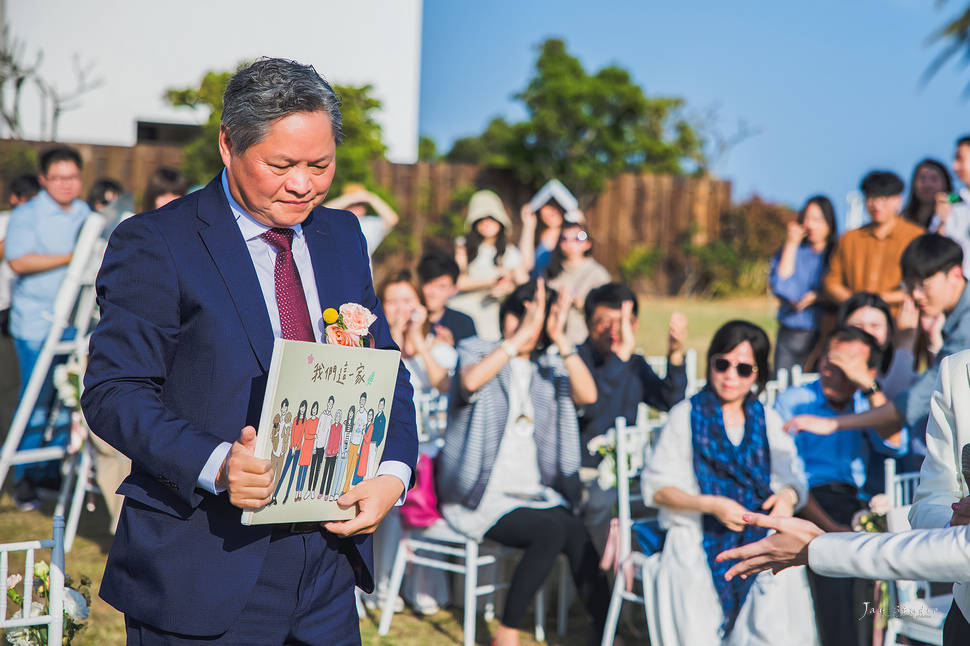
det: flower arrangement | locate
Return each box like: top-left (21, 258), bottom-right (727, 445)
top-left (4, 561), bottom-right (91, 645)
top-left (587, 429), bottom-right (618, 490)
top-left (323, 303), bottom-right (377, 347)
top-left (51, 353), bottom-right (88, 454)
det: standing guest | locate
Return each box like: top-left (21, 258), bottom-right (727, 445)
top-left (416, 250), bottom-right (477, 346)
top-left (902, 158), bottom-right (953, 228)
top-left (518, 179), bottom-right (583, 280)
top-left (87, 178), bottom-right (124, 212)
top-left (142, 166), bottom-right (189, 212)
top-left (930, 136), bottom-right (970, 275)
top-left (786, 234), bottom-right (970, 471)
top-left (824, 171), bottom-right (924, 315)
top-left (80, 58), bottom-right (417, 644)
top-left (770, 195), bottom-right (838, 376)
top-left (576, 282), bottom-right (688, 552)
top-left (0, 175), bottom-right (39, 442)
top-left (451, 190), bottom-right (527, 341)
top-left (318, 408), bottom-right (342, 501)
top-left (7, 146), bottom-right (90, 511)
top-left (438, 280), bottom-right (610, 646)
top-left (641, 320), bottom-right (815, 646)
top-left (324, 183), bottom-right (399, 259)
top-left (544, 221), bottom-right (611, 347)
top-left (294, 400), bottom-right (319, 503)
top-left (307, 395), bottom-right (334, 495)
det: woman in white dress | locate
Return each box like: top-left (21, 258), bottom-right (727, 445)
top-left (641, 320), bottom-right (818, 646)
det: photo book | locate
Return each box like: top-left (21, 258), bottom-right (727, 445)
top-left (241, 337), bottom-right (401, 525)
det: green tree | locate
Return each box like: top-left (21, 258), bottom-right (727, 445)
top-left (445, 39), bottom-right (706, 197)
top-left (165, 68), bottom-right (388, 191)
top-left (927, 1), bottom-right (970, 91)
top-left (418, 135), bottom-right (438, 162)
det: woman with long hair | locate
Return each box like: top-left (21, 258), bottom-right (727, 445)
top-left (769, 195), bottom-right (838, 376)
top-left (642, 321), bottom-right (815, 645)
top-left (902, 158), bottom-right (952, 228)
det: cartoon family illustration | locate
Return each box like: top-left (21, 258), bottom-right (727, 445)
top-left (268, 391), bottom-right (387, 506)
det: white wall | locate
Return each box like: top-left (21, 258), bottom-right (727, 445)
top-left (6, 0), bottom-right (422, 162)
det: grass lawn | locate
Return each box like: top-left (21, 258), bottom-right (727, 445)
top-left (1, 295), bottom-right (775, 645)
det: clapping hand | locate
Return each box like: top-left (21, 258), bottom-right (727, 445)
top-left (668, 311), bottom-right (687, 363)
top-left (614, 300), bottom-right (638, 362)
top-left (546, 287), bottom-right (571, 349)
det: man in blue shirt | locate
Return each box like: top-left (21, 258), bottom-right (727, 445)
top-left (576, 282), bottom-right (688, 552)
top-left (5, 146), bottom-right (90, 510)
top-left (786, 234), bottom-right (970, 472)
top-left (775, 325), bottom-right (906, 646)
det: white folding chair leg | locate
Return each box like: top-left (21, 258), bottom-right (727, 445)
top-left (601, 571), bottom-right (626, 646)
top-left (557, 559), bottom-right (571, 634)
top-left (463, 540), bottom-right (478, 646)
top-left (534, 584), bottom-right (546, 642)
top-left (378, 539), bottom-right (410, 636)
top-left (62, 446), bottom-right (93, 553)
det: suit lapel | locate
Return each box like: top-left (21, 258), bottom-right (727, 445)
top-left (196, 180), bottom-right (275, 371)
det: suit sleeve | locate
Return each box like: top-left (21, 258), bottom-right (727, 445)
top-left (80, 216), bottom-right (223, 511)
top-left (909, 353), bottom-right (965, 530)
top-left (809, 525), bottom-right (970, 582)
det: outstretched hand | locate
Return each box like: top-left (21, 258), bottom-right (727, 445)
top-left (323, 474), bottom-right (405, 537)
top-left (223, 426), bottom-right (275, 510)
top-left (715, 513), bottom-right (825, 580)
top-left (783, 415), bottom-right (838, 436)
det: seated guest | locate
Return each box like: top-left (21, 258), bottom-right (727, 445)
top-left (769, 195), bottom-right (837, 376)
top-left (437, 280), bottom-right (609, 646)
top-left (774, 326), bottom-right (906, 646)
top-left (381, 270), bottom-right (456, 395)
top-left (786, 234), bottom-right (970, 472)
top-left (142, 166), bottom-right (188, 212)
top-left (642, 320), bottom-right (815, 646)
top-left (544, 221), bottom-right (612, 347)
top-left (837, 292), bottom-right (923, 400)
top-left (577, 282), bottom-right (688, 552)
top-left (416, 250), bottom-right (477, 346)
top-left (824, 170), bottom-right (924, 315)
top-left (87, 177), bottom-right (124, 212)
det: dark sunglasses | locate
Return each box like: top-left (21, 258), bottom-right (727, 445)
top-left (711, 357), bottom-right (758, 378)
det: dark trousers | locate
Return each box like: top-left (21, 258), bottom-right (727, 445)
top-left (944, 599), bottom-right (970, 646)
top-left (320, 455), bottom-right (338, 497)
top-left (484, 506), bottom-right (610, 639)
top-left (308, 448), bottom-right (325, 491)
top-left (806, 484), bottom-right (866, 646)
top-left (774, 325), bottom-right (817, 378)
top-left (125, 529), bottom-right (359, 644)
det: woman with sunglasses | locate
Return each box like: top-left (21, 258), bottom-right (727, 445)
top-left (545, 221), bottom-right (611, 346)
top-left (641, 320), bottom-right (816, 645)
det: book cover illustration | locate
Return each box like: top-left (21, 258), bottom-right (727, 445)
top-left (241, 337), bottom-right (401, 525)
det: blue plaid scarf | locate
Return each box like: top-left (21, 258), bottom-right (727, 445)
top-left (690, 386), bottom-right (773, 637)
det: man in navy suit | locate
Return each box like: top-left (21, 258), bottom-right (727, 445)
top-left (80, 58), bottom-right (417, 644)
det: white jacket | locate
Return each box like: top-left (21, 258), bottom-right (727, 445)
top-left (871, 349), bottom-right (970, 619)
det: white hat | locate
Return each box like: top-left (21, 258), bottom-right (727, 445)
top-left (465, 189), bottom-right (513, 232)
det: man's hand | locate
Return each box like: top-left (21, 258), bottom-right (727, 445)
top-left (716, 513), bottom-right (825, 579)
top-left (546, 288), bottom-right (571, 349)
top-left (784, 415), bottom-right (838, 436)
top-left (323, 474), bottom-right (405, 537)
top-left (827, 347), bottom-right (874, 391)
top-left (614, 300), bottom-right (637, 362)
top-left (223, 426), bottom-right (274, 510)
top-left (950, 496), bottom-right (970, 527)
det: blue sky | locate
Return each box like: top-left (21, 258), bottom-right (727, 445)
top-left (419, 0), bottom-right (970, 224)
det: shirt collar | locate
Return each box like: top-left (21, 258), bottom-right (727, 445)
top-left (221, 170), bottom-right (303, 242)
top-left (37, 190), bottom-right (88, 218)
top-left (945, 280), bottom-right (970, 336)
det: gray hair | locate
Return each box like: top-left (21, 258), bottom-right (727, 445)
top-left (221, 57), bottom-right (343, 155)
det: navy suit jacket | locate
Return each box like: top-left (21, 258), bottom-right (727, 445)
top-left (80, 177), bottom-right (418, 635)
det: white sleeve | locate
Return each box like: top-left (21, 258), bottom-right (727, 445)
top-left (641, 401), bottom-right (696, 504)
top-left (809, 525), bottom-right (970, 581)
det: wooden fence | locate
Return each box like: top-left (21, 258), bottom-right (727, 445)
top-left (0, 140), bottom-right (731, 294)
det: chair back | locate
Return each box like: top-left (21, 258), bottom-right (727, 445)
top-left (0, 516), bottom-right (65, 646)
top-left (790, 365), bottom-right (819, 388)
top-left (643, 348), bottom-right (700, 396)
top-left (883, 458), bottom-right (921, 533)
top-left (614, 403), bottom-right (662, 561)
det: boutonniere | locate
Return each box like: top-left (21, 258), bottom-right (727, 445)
top-left (323, 303), bottom-right (377, 347)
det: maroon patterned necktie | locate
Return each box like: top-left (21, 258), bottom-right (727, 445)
top-left (260, 227), bottom-right (315, 342)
